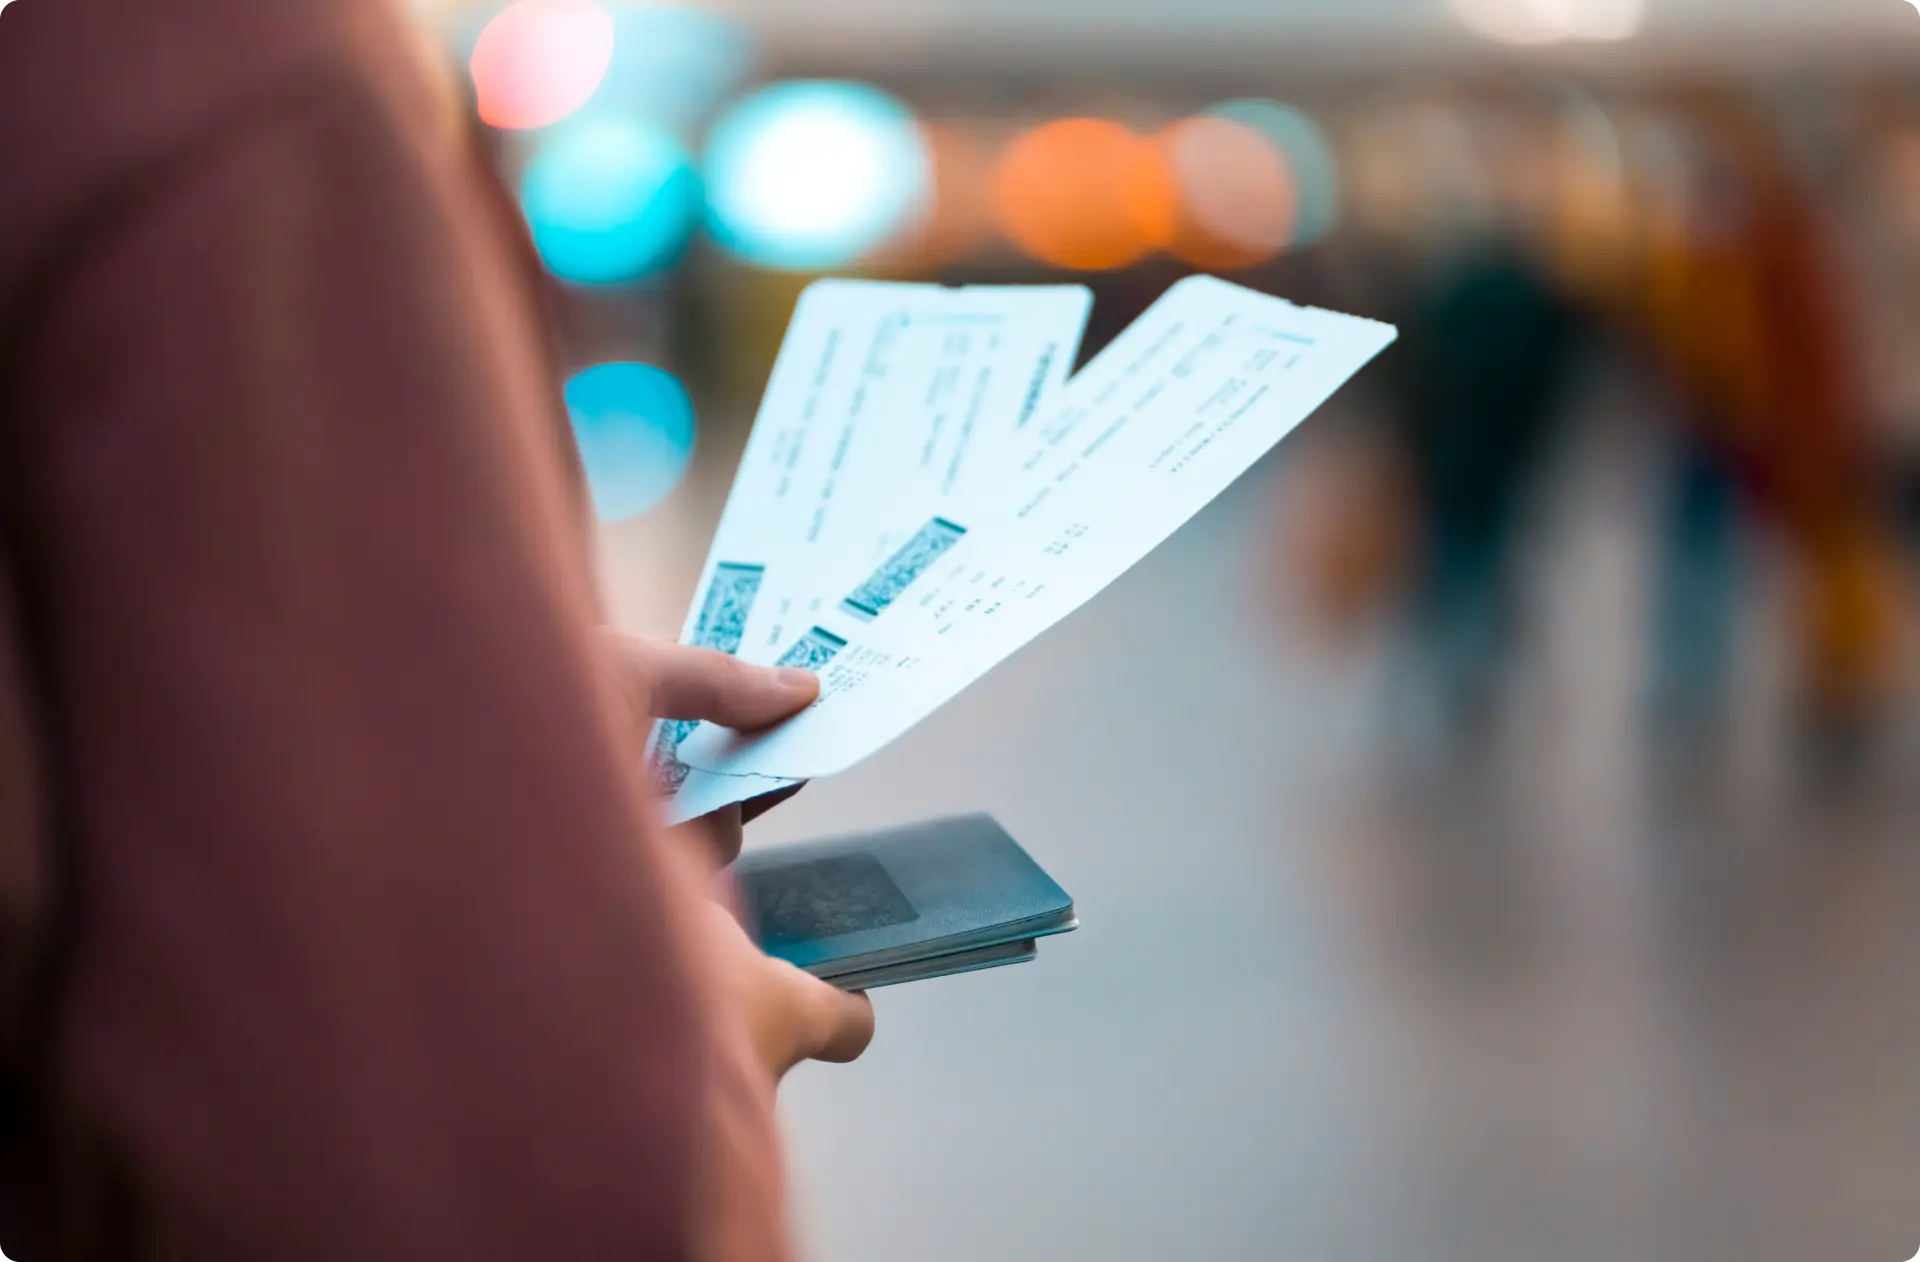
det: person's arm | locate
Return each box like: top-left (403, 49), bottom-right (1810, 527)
top-left (9, 50), bottom-right (833, 1259)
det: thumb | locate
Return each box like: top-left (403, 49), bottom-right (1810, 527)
top-left (619, 637), bottom-right (820, 730)
top-left (797, 980), bottom-right (876, 1066)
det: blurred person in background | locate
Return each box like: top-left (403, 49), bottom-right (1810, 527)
top-left (1620, 94), bottom-right (1906, 773)
top-left (1306, 88), bottom-right (1909, 777)
top-left (0, 0), bottom-right (871, 1258)
top-left (1534, 102), bottom-right (1749, 760)
top-left (1343, 98), bottom-right (1589, 759)
top-left (1574, 110), bottom-right (1752, 760)
top-left (1833, 93), bottom-right (1920, 580)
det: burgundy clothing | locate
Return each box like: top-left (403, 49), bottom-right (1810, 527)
top-left (0, 0), bottom-right (787, 1257)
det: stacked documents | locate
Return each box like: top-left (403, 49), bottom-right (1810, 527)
top-left (653, 275), bottom-right (1396, 824)
top-left (731, 814), bottom-right (1079, 991)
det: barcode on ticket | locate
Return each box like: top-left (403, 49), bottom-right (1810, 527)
top-left (839, 517), bottom-right (967, 622)
top-left (774, 625), bottom-right (850, 672)
top-left (653, 561), bottom-right (768, 786)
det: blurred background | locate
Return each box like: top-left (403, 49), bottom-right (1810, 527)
top-left (416, 1), bottom-right (1920, 1257)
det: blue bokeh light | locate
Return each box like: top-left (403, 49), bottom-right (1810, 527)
top-left (520, 116), bottom-right (701, 285)
top-left (704, 80), bottom-right (930, 270)
top-left (565, 363), bottom-right (698, 521)
top-left (596, 2), bottom-right (755, 134)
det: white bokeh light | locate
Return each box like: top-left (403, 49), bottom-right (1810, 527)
top-left (704, 82), bottom-right (931, 270)
top-left (1552, 0), bottom-right (1644, 39)
top-left (1448, 0), bottom-right (1645, 43)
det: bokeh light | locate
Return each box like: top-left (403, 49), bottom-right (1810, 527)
top-left (1553, 0), bottom-right (1644, 39)
top-left (1448, 0), bottom-right (1645, 44)
top-left (565, 363), bottom-right (697, 521)
top-left (876, 123), bottom-right (994, 268)
top-left (1448, 0), bottom-right (1562, 44)
top-left (1156, 115), bottom-right (1296, 270)
top-left (470, 0), bottom-right (615, 131)
top-left (520, 116), bottom-right (701, 284)
top-left (704, 81), bottom-right (931, 270)
top-left (1206, 99), bottom-right (1341, 245)
top-left (990, 118), bottom-right (1177, 272)
top-left (594, 3), bottom-right (755, 135)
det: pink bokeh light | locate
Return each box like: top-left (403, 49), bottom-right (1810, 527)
top-left (470, 0), bottom-right (616, 132)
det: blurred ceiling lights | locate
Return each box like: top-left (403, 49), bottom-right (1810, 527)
top-left (519, 115), bottom-right (702, 284)
top-left (990, 118), bottom-right (1177, 271)
top-left (469, 0), bottom-right (615, 130)
top-left (1208, 99), bottom-right (1339, 246)
top-left (704, 81), bottom-right (931, 270)
top-left (591, 3), bottom-right (755, 135)
top-left (877, 124), bottom-right (995, 268)
top-left (1158, 115), bottom-right (1297, 269)
top-left (988, 106), bottom-right (1334, 272)
top-left (1448, 0), bottom-right (1644, 44)
top-left (465, 1), bottom-right (752, 133)
top-left (462, 0), bottom-right (1343, 282)
top-left (565, 362), bottom-right (699, 521)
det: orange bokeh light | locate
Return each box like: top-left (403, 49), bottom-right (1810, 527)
top-left (470, 0), bottom-right (615, 132)
top-left (1156, 115), bottom-right (1297, 271)
top-left (990, 118), bottom-right (1177, 271)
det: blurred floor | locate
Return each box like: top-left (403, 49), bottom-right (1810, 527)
top-left (606, 425), bottom-right (1920, 1262)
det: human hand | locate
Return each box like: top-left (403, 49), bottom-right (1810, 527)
top-left (671, 783), bottom-right (809, 875)
top-left (602, 631), bottom-right (815, 866)
top-left (605, 634), bottom-right (870, 1076)
top-left (694, 894), bottom-right (876, 1081)
top-left (603, 631), bottom-right (818, 734)
top-left (669, 803), bottom-right (875, 1082)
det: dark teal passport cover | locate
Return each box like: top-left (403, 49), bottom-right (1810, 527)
top-left (732, 814), bottom-right (1077, 981)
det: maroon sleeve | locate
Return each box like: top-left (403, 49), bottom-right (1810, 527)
top-left (6, 48), bottom-right (787, 1262)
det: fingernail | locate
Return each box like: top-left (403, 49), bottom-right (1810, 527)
top-left (776, 668), bottom-right (817, 690)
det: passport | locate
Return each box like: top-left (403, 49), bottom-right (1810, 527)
top-left (732, 814), bottom-right (1078, 990)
